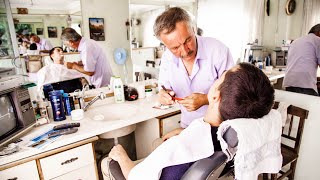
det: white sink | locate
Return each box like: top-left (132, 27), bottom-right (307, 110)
top-left (86, 103), bottom-right (138, 139)
top-left (86, 103), bottom-right (138, 121)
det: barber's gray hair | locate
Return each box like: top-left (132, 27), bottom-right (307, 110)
top-left (308, 24), bottom-right (320, 34)
top-left (153, 7), bottom-right (193, 39)
top-left (61, 28), bottom-right (82, 42)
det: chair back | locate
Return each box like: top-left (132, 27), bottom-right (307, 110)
top-left (181, 127), bottom-right (238, 180)
top-left (273, 102), bottom-right (309, 154)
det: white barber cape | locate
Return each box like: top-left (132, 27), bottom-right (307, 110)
top-left (37, 64), bottom-right (89, 94)
top-left (217, 109), bottom-right (283, 180)
top-left (128, 118), bottom-right (215, 180)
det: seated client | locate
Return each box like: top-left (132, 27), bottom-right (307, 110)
top-left (37, 46), bottom-right (89, 94)
top-left (105, 63), bottom-right (275, 179)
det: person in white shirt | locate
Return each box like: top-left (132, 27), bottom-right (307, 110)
top-left (61, 28), bottom-right (113, 88)
top-left (30, 34), bottom-right (53, 53)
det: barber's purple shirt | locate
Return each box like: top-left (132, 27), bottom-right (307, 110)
top-left (159, 36), bottom-right (234, 128)
top-left (283, 33), bottom-right (320, 92)
top-left (78, 38), bottom-right (113, 88)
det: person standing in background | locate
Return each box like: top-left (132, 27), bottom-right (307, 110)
top-left (61, 28), bottom-right (113, 88)
top-left (156, 7), bottom-right (234, 140)
top-left (30, 34), bottom-right (53, 53)
top-left (283, 24), bottom-right (320, 96)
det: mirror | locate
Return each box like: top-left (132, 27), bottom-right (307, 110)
top-left (9, 0), bottom-right (82, 48)
top-left (129, 0), bottom-right (197, 82)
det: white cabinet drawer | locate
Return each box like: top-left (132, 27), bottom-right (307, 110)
top-left (0, 160), bottom-right (39, 180)
top-left (52, 163), bottom-right (97, 180)
top-left (40, 143), bottom-right (94, 180)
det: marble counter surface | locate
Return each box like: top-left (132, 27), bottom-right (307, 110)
top-left (0, 95), bottom-right (180, 167)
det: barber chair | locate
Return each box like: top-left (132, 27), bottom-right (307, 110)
top-left (181, 127), bottom-right (237, 180)
top-left (103, 127), bottom-right (238, 180)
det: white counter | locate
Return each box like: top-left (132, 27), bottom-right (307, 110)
top-left (263, 68), bottom-right (285, 81)
top-left (0, 95), bottom-right (180, 167)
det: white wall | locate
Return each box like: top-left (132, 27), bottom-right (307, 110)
top-left (81, 0), bottom-right (133, 83)
top-left (263, 0), bottom-right (304, 51)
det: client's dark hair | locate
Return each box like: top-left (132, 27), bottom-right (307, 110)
top-left (29, 43), bottom-right (37, 50)
top-left (49, 47), bottom-right (63, 60)
top-left (218, 63), bottom-right (274, 120)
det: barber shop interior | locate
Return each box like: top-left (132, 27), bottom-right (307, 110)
top-left (0, 0), bottom-right (319, 179)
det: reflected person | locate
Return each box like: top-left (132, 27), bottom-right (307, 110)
top-left (61, 28), bottom-right (113, 88)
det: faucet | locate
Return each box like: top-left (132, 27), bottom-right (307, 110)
top-left (83, 92), bottom-right (106, 111)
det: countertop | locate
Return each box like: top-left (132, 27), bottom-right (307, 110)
top-left (0, 95), bottom-right (180, 167)
top-left (263, 68), bottom-right (285, 81)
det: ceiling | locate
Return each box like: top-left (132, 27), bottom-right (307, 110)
top-left (9, 0), bottom-right (81, 14)
top-left (8, 0), bottom-right (195, 15)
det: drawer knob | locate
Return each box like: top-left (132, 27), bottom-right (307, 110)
top-left (61, 157), bottom-right (78, 165)
top-left (7, 178), bottom-right (18, 180)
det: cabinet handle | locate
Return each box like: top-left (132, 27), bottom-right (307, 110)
top-left (61, 157), bottom-right (78, 165)
top-left (7, 178), bottom-right (18, 180)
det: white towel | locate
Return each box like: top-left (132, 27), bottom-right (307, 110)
top-left (277, 102), bottom-right (291, 127)
top-left (217, 109), bottom-right (282, 180)
top-left (128, 118), bottom-right (214, 180)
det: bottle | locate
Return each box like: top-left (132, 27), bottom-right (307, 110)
top-left (63, 93), bottom-right (74, 116)
top-left (49, 90), bottom-right (66, 121)
top-left (113, 77), bottom-right (125, 103)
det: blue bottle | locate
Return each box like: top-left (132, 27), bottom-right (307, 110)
top-left (49, 90), bottom-right (66, 121)
top-left (63, 93), bottom-right (73, 116)
top-left (43, 84), bottom-right (53, 100)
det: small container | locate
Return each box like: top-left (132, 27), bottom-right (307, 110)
top-left (49, 90), bottom-right (66, 121)
top-left (145, 88), bottom-right (153, 97)
top-left (113, 77), bottom-right (125, 103)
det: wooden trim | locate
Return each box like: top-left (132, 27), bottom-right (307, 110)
top-left (0, 136), bottom-right (98, 171)
top-left (155, 110), bottom-right (181, 120)
top-left (156, 110), bottom-right (181, 138)
top-left (36, 159), bottom-right (44, 180)
top-left (91, 142), bottom-right (99, 180)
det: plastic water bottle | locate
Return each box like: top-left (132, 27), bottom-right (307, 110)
top-left (113, 77), bottom-right (125, 103)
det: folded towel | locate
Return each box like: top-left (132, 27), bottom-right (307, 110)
top-left (128, 118), bottom-right (214, 180)
top-left (217, 109), bottom-right (282, 180)
top-left (277, 102), bottom-right (291, 127)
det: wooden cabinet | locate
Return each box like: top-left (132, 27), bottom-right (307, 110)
top-left (0, 160), bottom-right (40, 180)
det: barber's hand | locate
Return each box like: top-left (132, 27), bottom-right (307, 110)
top-left (64, 62), bottom-right (75, 69)
top-left (178, 93), bottom-right (208, 112)
top-left (108, 144), bottom-right (129, 163)
top-left (158, 89), bottom-right (175, 105)
top-left (162, 128), bottom-right (184, 141)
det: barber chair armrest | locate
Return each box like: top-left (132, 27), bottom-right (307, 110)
top-left (181, 151), bottom-right (227, 180)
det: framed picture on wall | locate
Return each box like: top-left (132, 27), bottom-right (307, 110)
top-left (47, 26), bottom-right (57, 38)
top-left (15, 24), bottom-right (33, 35)
top-left (36, 28), bottom-right (43, 35)
top-left (89, 18), bottom-right (105, 41)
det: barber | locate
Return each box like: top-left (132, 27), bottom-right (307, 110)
top-left (61, 28), bottom-right (113, 88)
top-left (283, 24), bottom-right (320, 96)
top-left (156, 7), bottom-right (234, 140)
top-left (30, 34), bottom-right (53, 53)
